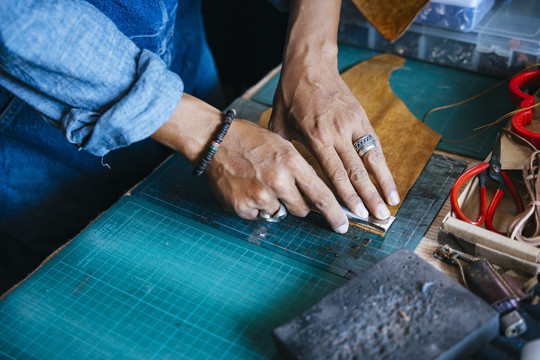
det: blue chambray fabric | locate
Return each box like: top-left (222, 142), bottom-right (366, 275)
top-left (0, 0), bottom-right (222, 292)
top-left (0, 0), bottom-right (184, 156)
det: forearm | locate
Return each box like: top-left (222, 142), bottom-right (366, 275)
top-left (278, 0), bottom-right (342, 111)
top-left (283, 0), bottom-right (341, 67)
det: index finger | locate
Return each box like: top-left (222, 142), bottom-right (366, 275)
top-left (294, 161), bottom-right (349, 234)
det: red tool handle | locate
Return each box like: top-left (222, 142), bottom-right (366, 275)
top-left (485, 172), bottom-right (525, 234)
top-left (450, 163), bottom-right (489, 226)
top-left (502, 171), bottom-right (524, 215)
top-left (485, 189), bottom-right (504, 234)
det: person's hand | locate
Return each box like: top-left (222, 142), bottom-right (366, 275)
top-left (207, 119), bottom-right (349, 233)
top-left (151, 94), bottom-right (349, 233)
top-left (269, 56), bottom-right (399, 220)
top-left (268, 0), bottom-right (399, 220)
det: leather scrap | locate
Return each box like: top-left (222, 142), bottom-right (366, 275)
top-left (351, 0), bottom-right (430, 42)
top-left (259, 53), bottom-right (441, 221)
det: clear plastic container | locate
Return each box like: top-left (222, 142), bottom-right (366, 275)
top-left (414, 0), bottom-right (495, 32)
top-left (338, 0), bottom-right (540, 78)
top-left (476, 0), bottom-right (540, 76)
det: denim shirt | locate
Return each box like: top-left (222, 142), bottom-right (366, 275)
top-left (0, 0), bottom-right (287, 157)
top-left (0, 0), bottom-right (184, 157)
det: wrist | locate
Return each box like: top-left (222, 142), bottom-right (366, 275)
top-left (283, 39), bottom-right (338, 71)
top-left (151, 93), bottom-right (223, 164)
top-left (192, 109), bottom-right (235, 177)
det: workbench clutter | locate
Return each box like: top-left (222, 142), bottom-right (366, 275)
top-left (433, 67), bottom-right (540, 357)
top-left (435, 245), bottom-right (532, 337)
top-left (440, 71), bottom-right (540, 276)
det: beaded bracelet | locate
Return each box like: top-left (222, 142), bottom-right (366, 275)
top-left (192, 109), bottom-right (236, 177)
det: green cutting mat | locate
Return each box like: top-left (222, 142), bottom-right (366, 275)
top-left (0, 197), bottom-right (344, 359)
top-left (252, 44), bottom-right (514, 159)
top-left (132, 152), bottom-right (466, 278)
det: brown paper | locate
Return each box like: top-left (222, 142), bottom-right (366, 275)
top-left (500, 132), bottom-right (534, 170)
top-left (351, 0), bottom-right (430, 42)
top-left (259, 54), bottom-right (441, 217)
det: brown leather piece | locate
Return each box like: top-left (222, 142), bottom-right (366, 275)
top-left (351, 0), bottom-right (430, 42)
top-left (501, 272), bottom-right (528, 300)
top-left (463, 259), bottom-right (516, 305)
top-left (259, 54), bottom-right (441, 218)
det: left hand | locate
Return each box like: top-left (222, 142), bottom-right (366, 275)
top-left (269, 56), bottom-right (400, 220)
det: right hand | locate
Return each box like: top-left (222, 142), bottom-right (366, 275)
top-left (207, 119), bottom-right (349, 233)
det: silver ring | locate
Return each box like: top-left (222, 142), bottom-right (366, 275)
top-left (258, 203), bottom-right (287, 223)
top-left (353, 135), bottom-right (377, 156)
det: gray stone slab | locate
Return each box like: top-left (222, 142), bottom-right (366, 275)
top-left (273, 248), bottom-right (499, 360)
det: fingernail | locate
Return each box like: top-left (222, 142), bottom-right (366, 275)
top-left (335, 222), bottom-right (349, 234)
top-left (376, 204), bottom-right (391, 219)
top-left (389, 191), bottom-right (400, 206)
top-left (354, 204), bottom-right (369, 218)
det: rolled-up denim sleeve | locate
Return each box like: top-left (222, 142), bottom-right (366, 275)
top-left (0, 0), bottom-right (184, 156)
top-left (267, 0), bottom-right (289, 11)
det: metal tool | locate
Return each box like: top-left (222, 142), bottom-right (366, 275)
top-left (341, 206), bottom-right (395, 235)
top-left (311, 206), bottom-right (395, 236)
top-left (450, 132), bottom-right (524, 235)
top-left (435, 245), bottom-right (527, 337)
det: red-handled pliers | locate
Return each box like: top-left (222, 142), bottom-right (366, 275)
top-left (450, 133), bottom-right (524, 235)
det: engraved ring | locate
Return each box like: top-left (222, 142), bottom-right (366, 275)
top-left (258, 203), bottom-right (287, 223)
top-left (353, 135), bottom-right (377, 157)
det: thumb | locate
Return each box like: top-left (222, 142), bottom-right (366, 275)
top-left (268, 107), bottom-right (292, 140)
